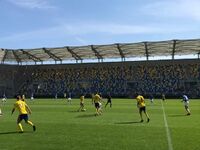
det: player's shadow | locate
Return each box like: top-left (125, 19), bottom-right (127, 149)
top-left (76, 114), bottom-right (96, 118)
top-left (115, 121), bottom-right (142, 124)
top-left (68, 110), bottom-right (79, 113)
top-left (168, 114), bottom-right (186, 117)
top-left (0, 131), bottom-right (32, 135)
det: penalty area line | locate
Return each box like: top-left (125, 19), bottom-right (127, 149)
top-left (161, 100), bottom-right (173, 150)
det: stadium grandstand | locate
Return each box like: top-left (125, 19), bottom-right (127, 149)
top-left (0, 38), bottom-right (200, 98)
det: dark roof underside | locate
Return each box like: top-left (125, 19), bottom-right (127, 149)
top-left (1, 39), bottom-right (200, 64)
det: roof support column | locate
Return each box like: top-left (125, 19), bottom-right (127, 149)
top-left (2, 49), bottom-right (8, 64)
top-left (12, 50), bottom-right (21, 64)
top-left (91, 45), bottom-right (103, 62)
top-left (20, 49), bottom-right (42, 62)
top-left (43, 48), bottom-right (62, 62)
top-left (144, 42), bottom-right (149, 61)
top-left (116, 44), bottom-right (125, 61)
top-left (172, 40), bottom-right (177, 60)
top-left (66, 47), bottom-right (82, 62)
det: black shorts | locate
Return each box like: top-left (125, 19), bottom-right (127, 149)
top-left (139, 107), bottom-right (146, 113)
top-left (95, 103), bottom-right (100, 108)
top-left (107, 100), bottom-right (111, 103)
top-left (80, 102), bottom-right (84, 107)
top-left (17, 114), bottom-right (28, 123)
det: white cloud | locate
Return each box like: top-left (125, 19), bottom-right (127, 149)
top-left (0, 23), bottom-right (187, 40)
top-left (61, 23), bottom-right (195, 35)
top-left (142, 0), bottom-right (200, 21)
top-left (0, 22), bottom-right (198, 47)
top-left (0, 24), bottom-right (89, 46)
top-left (7, 0), bottom-right (56, 9)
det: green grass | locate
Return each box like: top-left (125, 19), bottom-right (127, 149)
top-left (0, 98), bottom-right (199, 150)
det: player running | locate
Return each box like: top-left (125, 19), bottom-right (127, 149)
top-left (77, 94), bottom-right (86, 112)
top-left (22, 94), bottom-right (26, 101)
top-left (136, 94), bottom-right (150, 123)
top-left (31, 92), bottom-right (34, 100)
top-left (67, 92), bottom-right (72, 104)
top-left (2, 93), bottom-right (7, 103)
top-left (182, 95), bottom-right (191, 115)
top-left (11, 95), bottom-right (36, 133)
top-left (93, 93), bottom-right (102, 116)
top-left (162, 93), bottom-right (165, 101)
top-left (105, 94), bottom-right (112, 108)
top-left (149, 94), bottom-right (154, 104)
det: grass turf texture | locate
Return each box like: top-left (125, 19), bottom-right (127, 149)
top-left (0, 99), bottom-right (199, 150)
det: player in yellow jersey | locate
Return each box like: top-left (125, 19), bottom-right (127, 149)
top-left (136, 94), bottom-right (150, 122)
top-left (11, 95), bottom-right (36, 133)
top-left (78, 94), bottom-right (86, 111)
top-left (93, 93), bottom-right (102, 116)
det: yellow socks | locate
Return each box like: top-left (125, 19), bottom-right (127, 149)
top-left (18, 123), bottom-right (23, 132)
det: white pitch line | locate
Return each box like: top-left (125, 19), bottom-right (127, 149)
top-left (161, 100), bottom-right (173, 150)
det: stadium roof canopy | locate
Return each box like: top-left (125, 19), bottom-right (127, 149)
top-left (0, 38), bottom-right (200, 65)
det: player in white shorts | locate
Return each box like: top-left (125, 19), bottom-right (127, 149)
top-left (31, 93), bottom-right (34, 100)
top-left (182, 95), bottom-right (191, 115)
top-left (67, 92), bottom-right (72, 104)
top-left (149, 94), bottom-right (154, 104)
top-left (2, 94), bottom-right (7, 103)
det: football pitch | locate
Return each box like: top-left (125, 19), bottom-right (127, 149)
top-left (0, 98), bottom-right (199, 150)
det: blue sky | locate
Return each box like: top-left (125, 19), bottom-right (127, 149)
top-left (0, 0), bottom-right (200, 49)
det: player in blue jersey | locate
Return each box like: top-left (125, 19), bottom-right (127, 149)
top-left (181, 95), bottom-right (191, 115)
top-left (2, 93), bottom-right (7, 103)
top-left (149, 94), bottom-right (154, 104)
